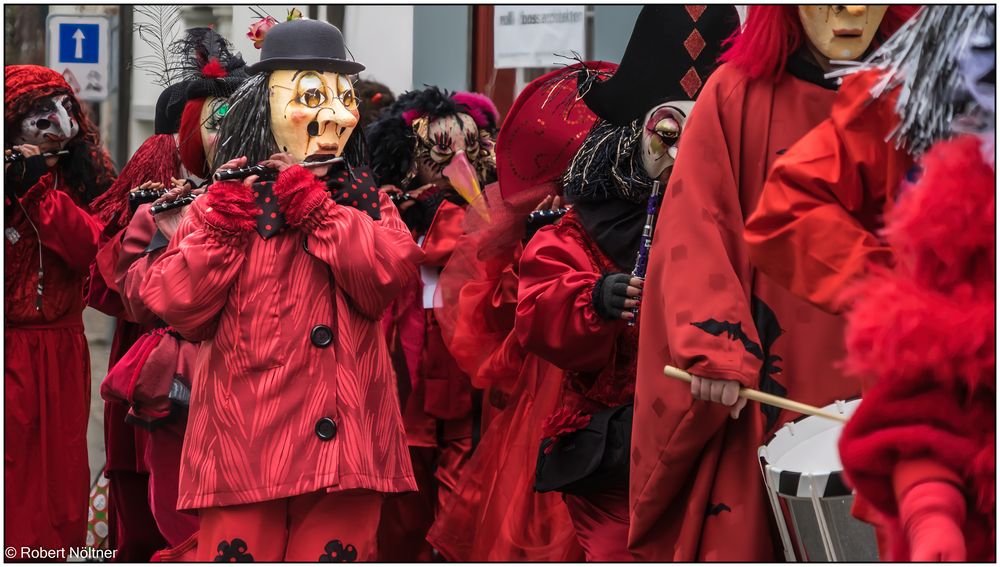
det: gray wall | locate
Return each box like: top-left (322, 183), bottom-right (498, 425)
top-left (411, 5), bottom-right (471, 93)
top-left (592, 5), bottom-right (641, 63)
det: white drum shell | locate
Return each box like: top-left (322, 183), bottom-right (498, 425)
top-left (758, 399), bottom-right (878, 562)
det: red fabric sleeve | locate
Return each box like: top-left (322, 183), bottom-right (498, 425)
top-left (19, 173), bottom-right (103, 273)
top-left (116, 205), bottom-right (160, 326)
top-left (301, 192), bottom-right (424, 320)
top-left (88, 230), bottom-right (127, 318)
top-left (94, 228), bottom-right (126, 296)
top-left (515, 225), bottom-right (623, 374)
top-left (452, 257), bottom-right (519, 388)
top-left (893, 458), bottom-right (964, 504)
top-left (838, 376), bottom-right (980, 520)
top-left (745, 71), bottom-right (910, 314)
top-left (475, 331), bottom-right (525, 392)
top-left (897, 480), bottom-right (968, 561)
top-left (421, 201), bottom-right (466, 267)
top-left (653, 73), bottom-right (763, 387)
top-left (139, 196), bottom-right (250, 341)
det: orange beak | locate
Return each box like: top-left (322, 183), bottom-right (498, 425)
top-left (443, 152), bottom-right (489, 221)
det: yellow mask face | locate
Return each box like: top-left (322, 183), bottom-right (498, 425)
top-left (267, 70), bottom-right (359, 162)
top-left (797, 5), bottom-right (888, 61)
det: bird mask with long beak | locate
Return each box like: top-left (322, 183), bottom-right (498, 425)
top-left (367, 86), bottom-right (499, 223)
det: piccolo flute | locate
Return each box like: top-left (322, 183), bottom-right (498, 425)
top-left (126, 187), bottom-right (198, 216)
top-left (527, 207), bottom-right (569, 224)
top-left (628, 180), bottom-right (663, 326)
top-left (213, 157), bottom-right (345, 181)
top-left (5, 149), bottom-right (70, 163)
top-left (150, 195), bottom-right (197, 215)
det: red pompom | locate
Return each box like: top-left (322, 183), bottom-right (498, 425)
top-left (201, 58), bottom-right (227, 79)
top-left (844, 134), bottom-right (996, 395)
top-left (371, 92), bottom-right (383, 104)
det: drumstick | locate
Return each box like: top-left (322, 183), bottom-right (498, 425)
top-left (663, 365), bottom-right (848, 423)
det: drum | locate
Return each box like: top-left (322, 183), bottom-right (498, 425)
top-left (758, 399), bottom-right (877, 562)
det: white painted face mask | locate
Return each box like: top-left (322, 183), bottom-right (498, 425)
top-left (640, 100), bottom-right (695, 180)
top-left (15, 94), bottom-right (81, 150)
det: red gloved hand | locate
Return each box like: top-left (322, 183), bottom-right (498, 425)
top-left (898, 480), bottom-right (967, 561)
top-left (203, 180), bottom-right (257, 235)
top-left (272, 163), bottom-right (329, 226)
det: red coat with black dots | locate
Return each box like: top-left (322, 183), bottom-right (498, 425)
top-left (140, 166), bottom-right (423, 510)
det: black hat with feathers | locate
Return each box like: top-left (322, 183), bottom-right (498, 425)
top-left (171, 27), bottom-right (248, 102)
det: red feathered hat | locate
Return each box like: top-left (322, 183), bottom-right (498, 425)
top-left (4, 65), bottom-right (74, 124)
top-left (495, 61), bottom-right (617, 201)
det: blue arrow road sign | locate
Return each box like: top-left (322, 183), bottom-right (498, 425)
top-left (58, 23), bottom-right (99, 64)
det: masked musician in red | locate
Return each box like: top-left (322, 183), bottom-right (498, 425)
top-left (139, 19), bottom-right (422, 561)
top-left (4, 64), bottom-right (115, 552)
top-left (629, 5), bottom-right (915, 561)
top-left (92, 28), bottom-right (250, 559)
top-left (743, 6), bottom-right (994, 561)
top-left (365, 86), bottom-right (500, 561)
top-left (513, 6), bottom-right (738, 560)
top-left (425, 62), bottom-right (609, 562)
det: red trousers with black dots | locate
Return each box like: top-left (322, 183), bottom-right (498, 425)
top-left (196, 490), bottom-right (382, 561)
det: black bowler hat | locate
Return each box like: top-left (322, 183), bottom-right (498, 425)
top-left (248, 19), bottom-right (365, 75)
top-left (583, 5), bottom-right (739, 126)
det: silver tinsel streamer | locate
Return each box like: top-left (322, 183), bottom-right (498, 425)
top-left (826, 5), bottom-right (996, 156)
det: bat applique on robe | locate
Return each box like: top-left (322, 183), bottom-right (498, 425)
top-left (629, 61), bottom-right (863, 561)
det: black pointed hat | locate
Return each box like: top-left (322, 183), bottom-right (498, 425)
top-left (583, 5), bottom-right (739, 126)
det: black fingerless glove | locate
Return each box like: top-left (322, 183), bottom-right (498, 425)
top-left (8, 155), bottom-right (49, 198)
top-left (592, 272), bottom-right (632, 320)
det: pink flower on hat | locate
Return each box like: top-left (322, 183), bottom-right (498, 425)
top-left (247, 16), bottom-right (278, 49)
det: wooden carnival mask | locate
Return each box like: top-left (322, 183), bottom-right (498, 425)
top-left (798, 5), bottom-right (889, 62)
top-left (408, 111), bottom-right (495, 211)
top-left (411, 113), bottom-right (486, 185)
top-left (267, 69), bottom-right (359, 162)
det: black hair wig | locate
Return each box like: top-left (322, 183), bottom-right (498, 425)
top-left (562, 117), bottom-right (654, 204)
top-left (214, 73), bottom-right (368, 168)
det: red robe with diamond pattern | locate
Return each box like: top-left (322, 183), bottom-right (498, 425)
top-left (629, 62), bottom-right (862, 560)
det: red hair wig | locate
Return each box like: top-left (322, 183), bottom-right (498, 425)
top-left (178, 98), bottom-right (208, 178)
top-left (720, 5), bottom-right (920, 81)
